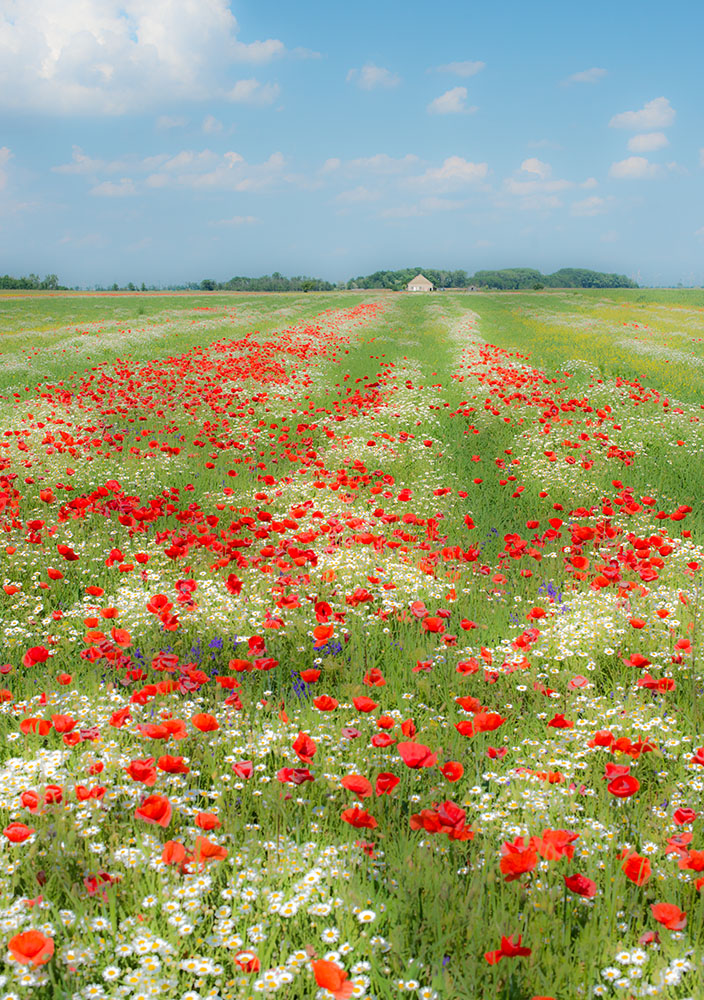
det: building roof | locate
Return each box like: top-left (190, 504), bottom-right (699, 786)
top-left (407, 273), bottom-right (434, 289)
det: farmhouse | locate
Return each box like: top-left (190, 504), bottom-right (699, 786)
top-left (406, 273), bottom-right (434, 292)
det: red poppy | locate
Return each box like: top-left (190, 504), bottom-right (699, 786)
top-left (375, 772), bottom-right (400, 795)
top-left (564, 873), bottom-right (597, 898)
top-left (311, 959), bottom-right (355, 999)
top-left (135, 794), bottom-right (172, 828)
top-left (651, 902), bottom-right (686, 930)
top-left (341, 774), bottom-right (373, 799)
top-left (397, 742), bottom-right (437, 769)
top-left (8, 929), bottom-right (54, 966)
top-left (157, 755), bottom-right (190, 774)
top-left (293, 731), bottom-right (316, 763)
top-left (191, 713), bottom-right (219, 732)
top-left (484, 934), bottom-right (531, 964)
top-left (341, 807), bottom-right (378, 829)
top-left (621, 851), bottom-right (651, 885)
top-left (313, 695), bottom-right (338, 711)
top-left (607, 774), bottom-right (640, 798)
top-left (4, 822), bottom-right (34, 843)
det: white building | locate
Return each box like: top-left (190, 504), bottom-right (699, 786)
top-left (406, 273), bottom-right (434, 292)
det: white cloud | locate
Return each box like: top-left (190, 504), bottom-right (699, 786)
top-left (381, 196), bottom-right (464, 219)
top-left (505, 177), bottom-right (572, 195)
top-left (0, 147), bottom-right (12, 190)
top-left (411, 156), bottom-right (488, 191)
top-left (609, 97), bottom-right (676, 130)
top-left (627, 132), bottom-right (669, 153)
top-left (434, 60), bottom-right (485, 77)
top-left (156, 116), bottom-right (187, 130)
top-left (336, 186), bottom-right (381, 204)
top-left (146, 150), bottom-right (288, 192)
top-left (695, 226), bottom-right (704, 238)
top-left (428, 86), bottom-right (476, 115)
top-left (320, 158), bottom-right (341, 174)
top-left (581, 177), bottom-right (598, 189)
top-left (203, 115), bottom-right (223, 134)
top-left (227, 79), bottom-right (279, 105)
top-left (571, 195), bottom-right (607, 216)
top-left (90, 178), bottom-right (136, 197)
top-left (0, 0), bottom-right (286, 115)
top-left (609, 156), bottom-right (661, 179)
top-left (210, 215), bottom-right (259, 226)
top-left (563, 67), bottom-right (607, 85)
top-left (347, 153), bottom-right (419, 174)
top-left (346, 64), bottom-right (400, 90)
top-left (520, 157), bottom-right (551, 180)
top-left (53, 146), bottom-right (110, 175)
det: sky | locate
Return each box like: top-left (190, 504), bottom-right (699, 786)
top-left (0, 0), bottom-right (702, 287)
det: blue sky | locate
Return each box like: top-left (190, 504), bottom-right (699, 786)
top-left (0, 0), bottom-right (702, 287)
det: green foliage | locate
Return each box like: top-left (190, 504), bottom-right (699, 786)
top-left (0, 272), bottom-right (66, 290)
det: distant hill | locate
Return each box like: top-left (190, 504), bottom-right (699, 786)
top-left (346, 267), bottom-right (637, 290)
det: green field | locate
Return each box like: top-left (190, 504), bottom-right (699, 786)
top-left (0, 289), bottom-right (702, 1000)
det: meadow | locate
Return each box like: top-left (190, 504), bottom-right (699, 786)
top-left (0, 287), bottom-right (703, 1000)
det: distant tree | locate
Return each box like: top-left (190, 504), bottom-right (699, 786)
top-left (200, 279), bottom-right (217, 291)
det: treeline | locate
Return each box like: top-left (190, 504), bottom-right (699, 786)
top-left (347, 267), bottom-right (637, 290)
top-left (195, 273), bottom-right (335, 292)
top-left (0, 273), bottom-right (66, 290)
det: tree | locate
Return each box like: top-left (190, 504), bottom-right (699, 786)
top-left (200, 279), bottom-right (217, 291)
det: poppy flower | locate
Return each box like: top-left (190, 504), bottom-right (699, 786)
top-left (193, 836), bottom-right (228, 863)
top-left (440, 761), bottom-right (464, 782)
top-left (135, 794), bottom-right (172, 828)
top-left (341, 807), bottom-right (377, 829)
top-left (233, 950), bottom-right (260, 973)
top-left (397, 742), bottom-right (437, 769)
top-left (191, 713), bottom-right (219, 732)
top-left (352, 696), bottom-right (377, 712)
top-left (564, 873), bottom-right (597, 898)
top-left (4, 822), bottom-right (34, 843)
top-left (293, 731), bottom-right (317, 763)
top-left (375, 772), bottom-right (400, 795)
top-left (311, 959), bottom-right (355, 998)
top-left (621, 851), bottom-right (651, 885)
top-left (158, 755), bottom-right (190, 774)
top-left (313, 695), bottom-right (338, 711)
top-left (341, 774), bottom-right (373, 799)
top-left (162, 840), bottom-right (187, 866)
top-left (232, 760), bottom-right (254, 779)
top-left (484, 934), bottom-right (531, 964)
top-left (8, 929), bottom-right (54, 966)
top-left (607, 774), bottom-right (640, 798)
top-left (651, 902), bottom-right (686, 930)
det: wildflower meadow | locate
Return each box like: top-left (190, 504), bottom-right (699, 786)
top-left (1, 286), bottom-right (704, 1000)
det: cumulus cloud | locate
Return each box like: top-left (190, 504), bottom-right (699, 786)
top-left (227, 79), bottom-right (280, 105)
top-left (210, 215), bottom-right (259, 226)
top-left (203, 115), bottom-right (224, 134)
top-left (571, 195), bottom-right (608, 216)
top-left (347, 153), bottom-right (419, 174)
top-left (55, 145), bottom-right (292, 194)
top-left (563, 67), bottom-right (607, 85)
top-left (0, 147), bottom-right (12, 190)
top-left (156, 116), bottom-right (187, 130)
top-left (90, 178), bottom-right (136, 197)
top-left (411, 156), bottom-right (488, 191)
top-left (609, 156), bottom-right (661, 179)
top-left (335, 186), bottom-right (382, 204)
top-left (434, 60), bottom-right (485, 77)
top-left (428, 87), bottom-right (476, 115)
top-left (609, 97), bottom-right (675, 130)
top-left (381, 196), bottom-right (464, 219)
top-left (0, 0), bottom-right (286, 115)
top-left (520, 158), bottom-right (551, 180)
top-left (627, 132), bottom-right (669, 153)
top-left (346, 64), bottom-right (400, 90)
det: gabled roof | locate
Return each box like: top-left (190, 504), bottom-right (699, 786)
top-left (407, 273), bottom-right (434, 287)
